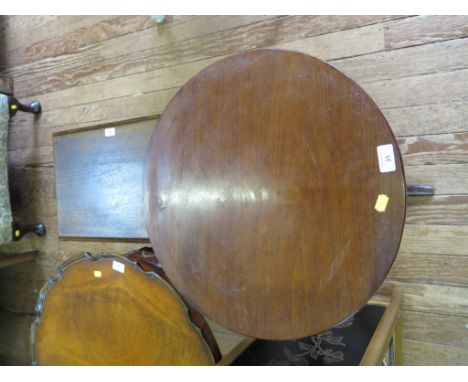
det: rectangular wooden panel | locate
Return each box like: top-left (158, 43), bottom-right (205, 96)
top-left (53, 120), bottom-right (155, 239)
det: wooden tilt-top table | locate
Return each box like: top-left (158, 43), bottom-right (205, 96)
top-left (144, 49), bottom-right (407, 340)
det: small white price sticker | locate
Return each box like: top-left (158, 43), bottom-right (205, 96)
top-left (377, 144), bottom-right (396, 173)
top-left (112, 260), bottom-right (125, 273)
top-left (104, 127), bottom-right (116, 137)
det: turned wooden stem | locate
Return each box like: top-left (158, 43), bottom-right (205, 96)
top-left (406, 184), bottom-right (435, 196)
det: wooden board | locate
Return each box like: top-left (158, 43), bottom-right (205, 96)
top-left (400, 310), bottom-right (468, 349)
top-left (334, 37), bottom-right (468, 84)
top-left (405, 164), bottom-right (468, 195)
top-left (53, 120), bottom-right (155, 239)
top-left (406, 195), bottom-right (468, 225)
top-left (378, 281), bottom-right (468, 317)
top-left (402, 338), bottom-right (468, 365)
top-left (399, 224), bottom-right (468, 256)
top-left (398, 132), bottom-right (468, 166)
top-left (388, 252), bottom-right (468, 286)
top-left (145, 49), bottom-right (406, 340)
top-left (4, 16), bottom-right (395, 98)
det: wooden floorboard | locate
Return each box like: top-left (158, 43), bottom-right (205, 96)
top-left (384, 15), bottom-right (468, 49)
top-left (365, 68), bottom-right (468, 109)
top-left (405, 164), bottom-right (468, 195)
top-left (7, 16), bottom-right (391, 98)
top-left (378, 281), bottom-right (468, 317)
top-left (1, 15), bottom-right (468, 365)
top-left (406, 195), bottom-right (468, 225)
top-left (2, 16), bottom-right (157, 68)
top-left (384, 101), bottom-right (468, 137)
top-left (334, 37), bottom-right (468, 84)
top-left (399, 132), bottom-right (468, 166)
top-left (399, 225), bottom-right (468, 256)
top-left (389, 252), bottom-right (468, 287)
top-left (400, 310), bottom-right (468, 348)
top-left (402, 338), bottom-right (468, 365)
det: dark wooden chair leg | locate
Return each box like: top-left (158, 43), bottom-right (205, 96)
top-left (12, 222), bottom-right (46, 241)
top-left (7, 95), bottom-right (41, 117)
top-left (406, 184), bottom-right (435, 196)
top-left (0, 251), bottom-right (39, 268)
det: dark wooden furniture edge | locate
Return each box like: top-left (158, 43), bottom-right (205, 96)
top-left (30, 252), bottom-right (218, 366)
top-left (0, 251), bottom-right (38, 268)
top-left (406, 185), bottom-right (435, 196)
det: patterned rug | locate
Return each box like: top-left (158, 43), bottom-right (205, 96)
top-left (232, 305), bottom-right (385, 366)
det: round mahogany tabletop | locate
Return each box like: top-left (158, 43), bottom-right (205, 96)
top-left (145, 49), bottom-right (406, 340)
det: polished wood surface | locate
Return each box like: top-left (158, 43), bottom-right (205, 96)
top-left (145, 49), bottom-right (406, 340)
top-left (53, 121), bottom-right (154, 239)
top-left (32, 253), bottom-right (215, 365)
top-left (124, 247), bottom-right (222, 363)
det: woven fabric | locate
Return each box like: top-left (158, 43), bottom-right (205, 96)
top-left (231, 305), bottom-right (385, 366)
top-left (0, 94), bottom-right (12, 244)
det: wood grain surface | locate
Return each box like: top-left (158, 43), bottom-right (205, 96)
top-left (32, 254), bottom-right (215, 365)
top-left (145, 49), bottom-right (406, 339)
top-left (2, 15), bottom-right (468, 365)
top-left (53, 120), bottom-right (155, 238)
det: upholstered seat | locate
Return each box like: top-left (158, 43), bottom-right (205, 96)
top-left (0, 75), bottom-right (44, 268)
top-left (0, 94), bottom-right (13, 244)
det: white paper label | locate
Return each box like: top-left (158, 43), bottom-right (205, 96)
top-left (377, 144), bottom-right (396, 173)
top-left (104, 127), bottom-right (115, 137)
top-left (112, 260), bottom-right (125, 273)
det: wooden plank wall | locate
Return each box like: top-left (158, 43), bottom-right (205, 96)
top-left (0, 15), bottom-right (467, 365)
